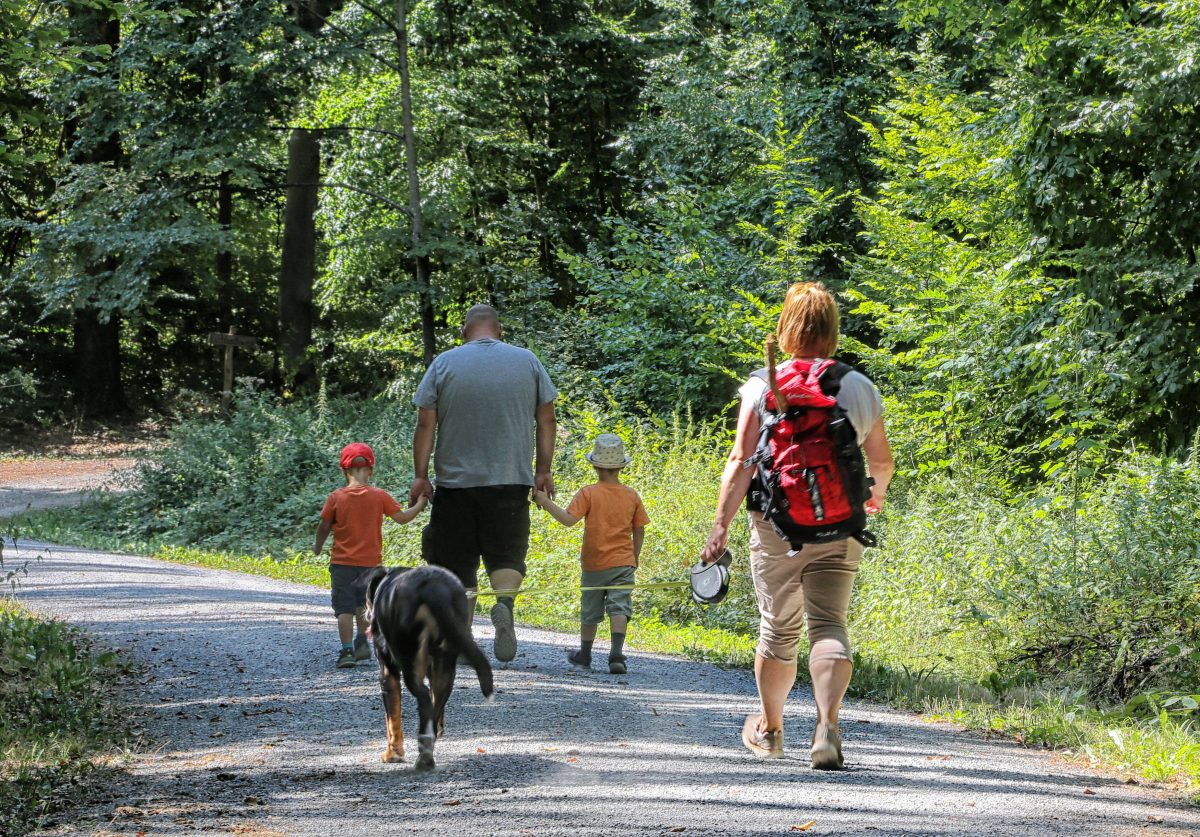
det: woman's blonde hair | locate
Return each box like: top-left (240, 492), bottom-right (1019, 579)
top-left (776, 282), bottom-right (839, 358)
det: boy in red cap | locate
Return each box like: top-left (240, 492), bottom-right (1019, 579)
top-left (315, 443), bottom-right (428, 668)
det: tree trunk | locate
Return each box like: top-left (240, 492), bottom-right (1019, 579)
top-left (73, 309), bottom-right (124, 418)
top-left (278, 127), bottom-right (318, 392)
top-left (216, 62), bottom-right (234, 327)
top-left (396, 0), bottom-right (436, 365)
top-left (217, 169), bottom-right (234, 325)
top-left (274, 1), bottom-right (341, 392)
top-left (66, 2), bottom-right (126, 418)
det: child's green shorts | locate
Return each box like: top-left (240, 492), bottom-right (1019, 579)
top-left (580, 565), bottom-right (635, 624)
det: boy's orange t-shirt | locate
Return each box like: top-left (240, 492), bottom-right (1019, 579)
top-left (566, 482), bottom-right (650, 572)
top-left (319, 485), bottom-right (402, 567)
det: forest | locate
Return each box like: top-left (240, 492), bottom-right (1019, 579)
top-left (3, 0), bottom-right (1200, 786)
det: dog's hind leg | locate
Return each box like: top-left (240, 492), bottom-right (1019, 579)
top-left (401, 663), bottom-right (437, 771)
top-left (429, 649), bottom-right (458, 739)
top-left (379, 666), bottom-right (405, 763)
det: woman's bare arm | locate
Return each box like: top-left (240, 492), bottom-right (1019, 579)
top-left (700, 394), bottom-right (760, 563)
top-left (861, 415), bottom-right (894, 514)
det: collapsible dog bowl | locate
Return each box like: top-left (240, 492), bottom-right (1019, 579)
top-left (690, 549), bottom-right (733, 605)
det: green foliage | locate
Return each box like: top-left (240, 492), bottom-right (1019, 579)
top-left (0, 600), bottom-right (135, 835)
top-left (855, 449), bottom-right (1200, 703)
top-left (97, 385), bottom-right (420, 554)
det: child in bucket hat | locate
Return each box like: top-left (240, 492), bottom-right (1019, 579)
top-left (315, 443), bottom-right (428, 668)
top-left (534, 434), bottom-right (649, 674)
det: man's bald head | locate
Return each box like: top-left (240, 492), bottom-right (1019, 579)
top-left (461, 304), bottom-right (502, 341)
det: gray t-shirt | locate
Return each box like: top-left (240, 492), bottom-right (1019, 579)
top-left (413, 338), bottom-right (557, 488)
top-left (739, 364), bottom-right (883, 445)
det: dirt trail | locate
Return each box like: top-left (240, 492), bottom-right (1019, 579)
top-left (7, 536), bottom-right (1199, 837)
top-left (0, 457), bottom-right (138, 518)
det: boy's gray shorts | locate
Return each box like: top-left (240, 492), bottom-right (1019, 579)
top-left (330, 563), bottom-right (376, 615)
top-left (580, 566), bottom-right (636, 624)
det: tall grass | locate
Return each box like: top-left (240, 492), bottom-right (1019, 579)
top-left (0, 600), bottom-right (137, 834)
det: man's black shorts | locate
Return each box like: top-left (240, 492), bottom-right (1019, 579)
top-left (427, 484), bottom-right (530, 589)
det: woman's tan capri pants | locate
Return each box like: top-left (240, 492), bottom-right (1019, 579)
top-left (748, 511), bottom-right (863, 663)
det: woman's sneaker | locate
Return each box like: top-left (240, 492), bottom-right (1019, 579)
top-left (811, 721), bottom-right (844, 770)
top-left (742, 714), bottom-right (784, 758)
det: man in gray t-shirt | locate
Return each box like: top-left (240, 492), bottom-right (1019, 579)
top-left (410, 304), bottom-right (557, 662)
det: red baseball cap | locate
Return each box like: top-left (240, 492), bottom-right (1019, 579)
top-left (339, 442), bottom-right (375, 470)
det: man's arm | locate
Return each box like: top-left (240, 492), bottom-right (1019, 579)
top-left (314, 518), bottom-right (332, 555)
top-left (534, 400), bottom-right (556, 498)
top-left (410, 406), bottom-right (437, 505)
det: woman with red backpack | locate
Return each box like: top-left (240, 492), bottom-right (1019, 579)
top-left (701, 282), bottom-right (894, 769)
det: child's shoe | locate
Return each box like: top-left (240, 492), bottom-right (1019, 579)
top-left (353, 634), bottom-right (371, 662)
top-left (336, 647), bottom-right (356, 669)
top-left (567, 649), bottom-right (592, 669)
top-left (608, 655), bottom-right (627, 675)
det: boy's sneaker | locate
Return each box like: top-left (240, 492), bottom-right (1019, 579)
top-left (336, 647), bottom-right (356, 669)
top-left (567, 649), bottom-right (592, 670)
top-left (353, 634), bottom-right (371, 662)
top-left (490, 602), bottom-right (517, 662)
top-left (608, 655), bottom-right (627, 675)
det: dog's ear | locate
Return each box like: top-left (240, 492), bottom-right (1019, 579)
top-left (361, 566), bottom-right (389, 605)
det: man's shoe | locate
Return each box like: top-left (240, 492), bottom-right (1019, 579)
top-left (567, 649), bottom-right (592, 670)
top-left (742, 714), bottom-right (784, 759)
top-left (490, 602), bottom-right (517, 662)
top-left (336, 647), bottom-right (356, 669)
top-left (811, 721), bottom-right (844, 770)
top-left (353, 634), bottom-right (371, 662)
top-left (608, 655), bottom-right (627, 675)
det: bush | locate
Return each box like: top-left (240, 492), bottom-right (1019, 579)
top-left (855, 451), bottom-right (1200, 702)
top-left (0, 600), bottom-right (135, 834)
top-left (99, 385), bottom-right (420, 558)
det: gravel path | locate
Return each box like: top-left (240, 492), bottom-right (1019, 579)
top-left (7, 537), bottom-right (1199, 837)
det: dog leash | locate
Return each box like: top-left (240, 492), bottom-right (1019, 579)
top-left (467, 580), bottom-right (691, 599)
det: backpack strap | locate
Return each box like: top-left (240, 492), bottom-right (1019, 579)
top-left (815, 360), bottom-right (854, 397)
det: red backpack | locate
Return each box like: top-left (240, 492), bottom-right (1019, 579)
top-left (746, 357), bottom-right (877, 550)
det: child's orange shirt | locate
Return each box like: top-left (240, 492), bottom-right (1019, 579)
top-left (319, 485), bottom-right (402, 566)
top-left (565, 482), bottom-right (650, 571)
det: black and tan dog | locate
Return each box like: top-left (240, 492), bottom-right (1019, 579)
top-left (363, 565), bottom-right (494, 771)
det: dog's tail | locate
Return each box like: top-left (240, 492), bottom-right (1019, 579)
top-left (426, 585), bottom-right (494, 699)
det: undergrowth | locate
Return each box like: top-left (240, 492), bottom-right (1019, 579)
top-left (0, 599), bottom-right (138, 835)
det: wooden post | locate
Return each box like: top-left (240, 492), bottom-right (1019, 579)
top-left (207, 328), bottom-right (258, 410)
top-left (222, 327), bottom-right (236, 409)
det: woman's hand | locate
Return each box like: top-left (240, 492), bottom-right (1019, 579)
top-left (700, 523), bottom-right (729, 564)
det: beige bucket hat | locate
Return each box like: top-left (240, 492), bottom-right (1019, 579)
top-left (585, 433), bottom-right (632, 469)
